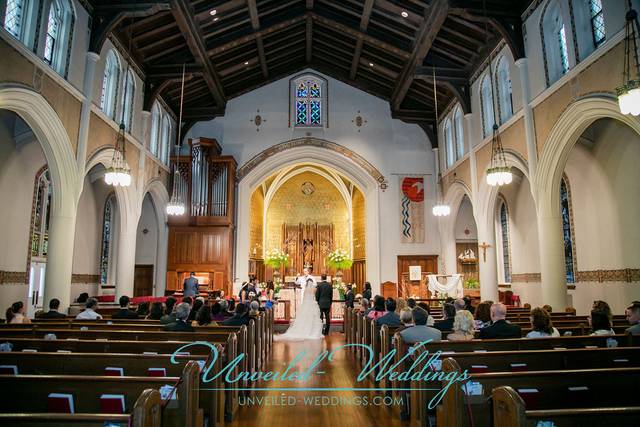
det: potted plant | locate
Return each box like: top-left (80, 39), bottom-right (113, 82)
top-left (464, 278), bottom-right (479, 289)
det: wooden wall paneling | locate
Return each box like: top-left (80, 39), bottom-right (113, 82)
top-left (397, 255), bottom-right (438, 299)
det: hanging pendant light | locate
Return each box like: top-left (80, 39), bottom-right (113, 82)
top-left (431, 67), bottom-right (450, 217)
top-left (481, 0), bottom-right (511, 187)
top-left (166, 64), bottom-right (187, 216)
top-left (104, 123), bottom-right (132, 187)
top-left (617, 1), bottom-right (640, 116)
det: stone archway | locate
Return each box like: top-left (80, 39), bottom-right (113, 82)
top-left (0, 85), bottom-right (81, 310)
top-left (236, 138), bottom-right (384, 294)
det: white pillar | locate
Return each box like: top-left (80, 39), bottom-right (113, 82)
top-left (155, 224), bottom-right (168, 296)
top-left (464, 113), bottom-right (478, 199)
top-left (43, 212), bottom-right (77, 312)
top-left (76, 52), bottom-right (100, 172)
top-left (477, 224), bottom-right (499, 302)
top-left (515, 58), bottom-right (538, 181)
top-left (537, 202), bottom-right (568, 309)
top-left (115, 220), bottom-right (138, 298)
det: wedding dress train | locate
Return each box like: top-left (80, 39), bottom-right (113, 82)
top-left (274, 282), bottom-right (324, 341)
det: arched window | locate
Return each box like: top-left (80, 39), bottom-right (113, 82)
top-left (100, 50), bottom-right (120, 119)
top-left (100, 194), bottom-right (115, 285)
top-left (160, 114), bottom-right (170, 165)
top-left (589, 0), bottom-right (605, 47)
top-left (40, 0), bottom-right (73, 76)
top-left (454, 107), bottom-right (464, 160)
top-left (496, 56), bottom-right (513, 124)
top-left (290, 74), bottom-right (326, 127)
top-left (444, 118), bottom-right (454, 168)
top-left (149, 103), bottom-right (160, 156)
top-left (499, 200), bottom-right (511, 283)
top-left (3, 0), bottom-right (25, 38)
top-left (30, 167), bottom-right (52, 261)
top-left (541, 0), bottom-right (571, 85)
top-left (480, 73), bottom-right (494, 138)
top-left (560, 177), bottom-right (575, 283)
top-left (43, 0), bottom-right (61, 65)
top-left (120, 69), bottom-right (135, 132)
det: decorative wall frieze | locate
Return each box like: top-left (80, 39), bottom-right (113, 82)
top-left (71, 274), bottom-right (100, 284)
top-left (0, 271), bottom-right (28, 285)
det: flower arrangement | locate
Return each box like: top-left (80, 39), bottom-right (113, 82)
top-left (264, 248), bottom-right (289, 269)
top-left (332, 281), bottom-right (350, 299)
top-left (326, 248), bottom-right (353, 270)
top-left (464, 278), bottom-right (479, 289)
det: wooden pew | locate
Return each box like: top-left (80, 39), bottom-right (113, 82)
top-left (0, 388), bottom-right (161, 426)
top-left (437, 363), bottom-right (640, 427)
top-left (0, 361), bottom-right (202, 427)
top-left (492, 386), bottom-right (640, 426)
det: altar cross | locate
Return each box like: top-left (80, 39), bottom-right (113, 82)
top-left (478, 242), bottom-right (491, 262)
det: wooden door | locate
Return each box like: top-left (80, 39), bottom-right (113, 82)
top-left (351, 260), bottom-right (366, 292)
top-left (134, 265), bottom-right (154, 297)
top-left (397, 255), bottom-right (438, 298)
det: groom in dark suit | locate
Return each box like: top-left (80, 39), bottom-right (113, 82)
top-left (316, 275), bottom-right (333, 336)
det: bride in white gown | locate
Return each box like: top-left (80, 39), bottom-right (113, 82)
top-left (274, 278), bottom-right (324, 341)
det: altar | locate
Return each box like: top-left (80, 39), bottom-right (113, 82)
top-left (274, 285), bottom-right (344, 321)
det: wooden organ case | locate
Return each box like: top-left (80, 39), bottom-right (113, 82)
top-left (166, 137), bottom-right (236, 296)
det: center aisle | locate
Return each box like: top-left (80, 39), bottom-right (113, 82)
top-left (229, 332), bottom-right (409, 426)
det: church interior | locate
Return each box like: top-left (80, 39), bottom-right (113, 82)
top-left (1, 0), bottom-right (640, 425)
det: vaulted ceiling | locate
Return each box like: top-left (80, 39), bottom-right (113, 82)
top-left (90, 0), bottom-right (531, 145)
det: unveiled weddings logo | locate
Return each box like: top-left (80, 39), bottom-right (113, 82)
top-left (170, 340), bottom-right (470, 408)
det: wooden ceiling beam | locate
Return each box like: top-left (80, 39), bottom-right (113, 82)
top-left (147, 63), bottom-right (203, 79)
top-left (359, 0), bottom-right (374, 30)
top-left (247, 0), bottom-right (269, 78)
top-left (431, 45), bottom-right (468, 65)
top-left (349, 0), bottom-right (374, 80)
top-left (440, 24), bottom-right (484, 46)
top-left (306, 16), bottom-right (313, 63)
top-left (171, 0), bottom-right (226, 108)
top-left (414, 66), bottom-right (468, 84)
top-left (391, 0), bottom-right (448, 111)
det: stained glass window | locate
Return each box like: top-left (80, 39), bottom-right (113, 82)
top-left (44, 1), bottom-right (62, 65)
top-left (294, 78), bottom-right (323, 127)
top-left (558, 25), bottom-right (570, 75)
top-left (444, 119), bottom-right (454, 168)
top-left (100, 195), bottom-right (114, 285)
top-left (454, 107), bottom-right (464, 160)
top-left (589, 0), bottom-right (605, 47)
top-left (4, 0), bottom-right (23, 38)
top-left (560, 178), bottom-right (575, 283)
top-left (101, 50), bottom-right (120, 119)
top-left (31, 169), bottom-right (52, 259)
top-left (496, 56), bottom-right (513, 124)
top-left (121, 69), bottom-right (135, 132)
top-left (150, 103), bottom-right (160, 155)
top-left (500, 202), bottom-right (511, 283)
top-left (480, 74), bottom-right (494, 138)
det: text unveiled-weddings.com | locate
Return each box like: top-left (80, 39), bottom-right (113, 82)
top-left (170, 339), bottom-right (471, 408)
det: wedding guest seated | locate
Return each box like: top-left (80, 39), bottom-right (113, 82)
top-left (523, 302), bottom-right (531, 310)
top-left (625, 301), bottom-right (640, 336)
top-left (542, 304), bottom-right (553, 313)
top-left (526, 307), bottom-right (560, 338)
top-left (362, 282), bottom-right (372, 300)
top-left (434, 303), bottom-right (456, 332)
top-left (164, 303), bottom-right (194, 332)
top-left (160, 297), bottom-right (177, 324)
top-left (592, 300), bottom-right (613, 322)
top-left (222, 303), bottom-right (250, 326)
top-left (417, 303), bottom-right (435, 326)
top-left (453, 298), bottom-right (466, 312)
top-left (376, 298), bottom-right (401, 327)
top-left (396, 308), bottom-right (414, 333)
top-left (193, 303), bottom-right (216, 327)
top-left (249, 300), bottom-right (260, 317)
top-left (189, 298), bottom-right (204, 321)
top-left (367, 296), bottom-right (386, 320)
top-left (75, 298), bottom-right (102, 320)
top-left (447, 310), bottom-right (475, 341)
top-left (6, 301), bottom-right (31, 324)
top-left (211, 302), bottom-right (226, 322)
top-left (395, 297), bottom-right (407, 314)
top-left (463, 296), bottom-right (475, 314)
top-left (359, 298), bottom-right (371, 315)
top-left (76, 292), bottom-right (89, 304)
top-left (136, 301), bottom-right (149, 317)
top-left (226, 299), bottom-right (236, 316)
top-left (112, 295), bottom-right (139, 319)
top-left (589, 308), bottom-right (615, 336)
top-left (565, 306), bottom-right (577, 316)
top-left (407, 298), bottom-right (416, 309)
top-left (146, 302), bottom-right (164, 320)
top-left (40, 298), bottom-right (66, 319)
top-left (399, 307), bottom-right (441, 344)
top-left (474, 301), bottom-right (492, 330)
top-left (479, 303), bottom-right (521, 339)
top-left (218, 300), bottom-right (233, 318)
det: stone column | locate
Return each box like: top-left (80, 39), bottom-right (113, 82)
top-left (515, 58), bottom-right (538, 180)
top-left (43, 211), bottom-right (77, 312)
top-left (537, 201), bottom-right (568, 309)
top-left (76, 52), bottom-right (100, 172)
top-left (115, 218), bottom-right (138, 298)
top-left (464, 113), bottom-right (478, 198)
top-left (477, 224), bottom-right (499, 302)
